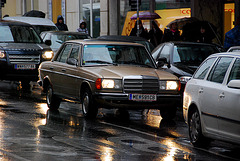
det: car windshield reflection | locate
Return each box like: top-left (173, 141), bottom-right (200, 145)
top-left (173, 45), bottom-right (219, 66)
top-left (82, 45), bottom-right (155, 68)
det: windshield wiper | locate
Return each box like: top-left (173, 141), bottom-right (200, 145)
top-left (85, 60), bottom-right (117, 65)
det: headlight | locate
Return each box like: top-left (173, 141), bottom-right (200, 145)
top-left (0, 50), bottom-right (5, 58)
top-left (179, 76), bottom-right (191, 83)
top-left (95, 78), bottom-right (122, 89)
top-left (159, 80), bottom-right (180, 90)
top-left (42, 51), bottom-right (54, 60)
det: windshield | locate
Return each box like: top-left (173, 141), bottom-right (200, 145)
top-left (173, 45), bottom-right (219, 66)
top-left (83, 45), bottom-right (155, 68)
top-left (0, 25), bottom-right (42, 43)
top-left (33, 25), bottom-right (58, 34)
top-left (50, 34), bottom-right (89, 50)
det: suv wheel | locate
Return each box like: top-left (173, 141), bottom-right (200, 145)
top-left (160, 106), bottom-right (177, 120)
top-left (189, 108), bottom-right (211, 147)
top-left (46, 85), bottom-right (61, 110)
top-left (81, 88), bottom-right (98, 119)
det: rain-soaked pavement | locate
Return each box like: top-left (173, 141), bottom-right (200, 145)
top-left (0, 81), bottom-right (239, 161)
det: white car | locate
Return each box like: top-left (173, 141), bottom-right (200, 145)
top-left (227, 46), bottom-right (240, 52)
top-left (183, 52), bottom-right (240, 147)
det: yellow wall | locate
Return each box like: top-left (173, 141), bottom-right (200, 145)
top-left (52, 0), bottom-right (62, 23)
top-left (2, 0), bottom-right (17, 17)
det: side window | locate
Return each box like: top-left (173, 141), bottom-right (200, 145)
top-left (207, 57), bottom-right (233, 83)
top-left (228, 58), bottom-right (240, 83)
top-left (159, 45), bottom-right (171, 62)
top-left (56, 44), bottom-right (72, 63)
top-left (152, 45), bottom-right (163, 60)
top-left (193, 57), bottom-right (216, 79)
top-left (68, 45), bottom-right (80, 60)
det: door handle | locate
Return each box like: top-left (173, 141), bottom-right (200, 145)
top-left (198, 88), bottom-right (203, 93)
top-left (219, 92), bottom-right (225, 98)
top-left (50, 67), bottom-right (54, 70)
top-left (61, 69), bottom-right (66, 72)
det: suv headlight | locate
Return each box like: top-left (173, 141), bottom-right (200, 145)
top-left (42, 50), bottom-right (54, 60)
top-left (95, 78), bottom-right (122, 89)
top-left (0, 50), bottom-right (5, 58)
top-left (159, 80), bottom-right (180, 91)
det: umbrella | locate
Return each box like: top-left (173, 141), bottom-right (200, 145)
top-left (167, 17), bottom-right (199, 29)
top-left (23, 10), bottom-right (45, 18)
top-left (130, 11), bottom-right (161, 20)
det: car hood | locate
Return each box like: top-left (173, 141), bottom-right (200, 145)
top-left (0, 43), bottom-right (51, 51)
top-left (172, 63), bottom-right (199, 76)
top-left (87, 65), bottom-right (178, 80)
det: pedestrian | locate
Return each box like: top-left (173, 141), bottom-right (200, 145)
top-left (195, 25), bottom-right (212, 43)
top-left (224, 16), bottom-right (240, 50)
top-left (162, 22), bottom-right (181, 42)
top-left (130, 20), bottom-right (149, 40)
top-left (149, 21), bottom-right (163, 47)
top-left (55, 15), bottom-right (68, 31)
top-left (77, 20), bottom-right (89, 34)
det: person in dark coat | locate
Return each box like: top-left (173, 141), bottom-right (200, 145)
top-left (55, 15), bottom-right (68, 31)
top-left (162, 22), bottom-right (181, 42)
top-left (149, 21), bottom-right (163, 47)
top-left (130, 20), bottom-right (149, 40)
top-left (195, 25), bottom-right (212, 43)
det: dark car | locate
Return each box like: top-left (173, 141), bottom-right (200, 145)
top-left (97, 35), bottom-right (155, 52)
top-left (0, 20), bottom-right (53, 88)
top-left (40, 31), bottom-right (91, 54)
top-left (152, 41), bottom-right (222, 95)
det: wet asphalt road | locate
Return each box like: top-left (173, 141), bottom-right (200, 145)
top-left (0, 81), bottom-right (240, 161)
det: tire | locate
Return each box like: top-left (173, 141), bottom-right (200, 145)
top-left (21, 80), bottom-right (31, 90)
top-left (188, 108), bottom-right (211, 147)
top-left (81, 88), bottom-right (98, 119)
top-left (160, 106), bottom-right (177, 120)
top-left (46, 85), bottom-right (61, 110)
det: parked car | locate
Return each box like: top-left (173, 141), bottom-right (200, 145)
top-left (40, 31), bottom-right (91, 53)
top-left (227, 46), bottom-right (240, 52)
top-left (3, 16), bottom-right (58, 34)
top-left (151, 41), bottom-right (222, 95)
top-left (97, 35), bottom-right (155, 53)
top-left (183, 52), bottom-right (240, 147)
top-left (0, 20), bottom-right (53, 89)
top-left (38, 40), bottom-right (181, 119)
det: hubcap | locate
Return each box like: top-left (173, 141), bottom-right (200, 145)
top-left (82, 93), bottom-right (89, 114)
top-left (189, 111), bottom-right (200, 142)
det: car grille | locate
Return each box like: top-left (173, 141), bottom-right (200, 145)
top-left (123, 75), bottom-right (159, 94)
top-left (8, 54), bottom-right (40, 64)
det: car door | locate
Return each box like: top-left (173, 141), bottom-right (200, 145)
top-left (217, 58), bottom-right (240, 141)
top-left (51, 43), bottom-right (73, 95)
top-left (61, 44), bottom-right (81, 98)
top-left (200, 57), bottom-right (233, 134)
top-left (192, 57), bottom-right (219, 134)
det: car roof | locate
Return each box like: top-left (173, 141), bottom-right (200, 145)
top-left (165, 41), bottom-right (220, 46)
top-left (3, 16), bottom-right (56, 26)
top-left (41, 31), bottom-right (89, 36)
top-left (97, 35), bottom-right (149, 42)
top-left (0, 20), bottom-right (32, 26)
top-left (66, 39), bottom-right (145, 46)
top-left (209, 52), bottom-right (240, 57)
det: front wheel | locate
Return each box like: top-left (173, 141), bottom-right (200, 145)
top-left (189, 108), bottom-right (211, 147)
top-left (81, 88), bottom-right (98, 119)
top-left (160, 106), bottom-right (177, 120)
top-left (46, 85), bottom-right (61, 110)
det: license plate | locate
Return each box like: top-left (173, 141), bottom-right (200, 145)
top-left (14, 64), bottom-right (36, 70)
top-left (129, 94), bottom-right (157, 101)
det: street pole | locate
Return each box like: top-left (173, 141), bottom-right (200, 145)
top-left (136, 0), bottom-right (139, 37)
top-left (90, 0), bottom-right (93, 37)
top-left (0, 0), bottom-right (2, 20)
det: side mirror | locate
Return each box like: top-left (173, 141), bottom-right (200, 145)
top-left (227, 80), bottom-right (240, 89)
top-left (67, 58), bottom-right (78, 66)
top-left (44, 40), bottom-right (52, 46)
top-left (157, 57), bottom-right (170, 68)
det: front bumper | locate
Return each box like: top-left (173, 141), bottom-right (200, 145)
top-left (94, 92), bottom-right (181, 109)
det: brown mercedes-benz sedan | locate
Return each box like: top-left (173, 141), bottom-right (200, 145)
top-left (38, 40), bottom-right (181, 119)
